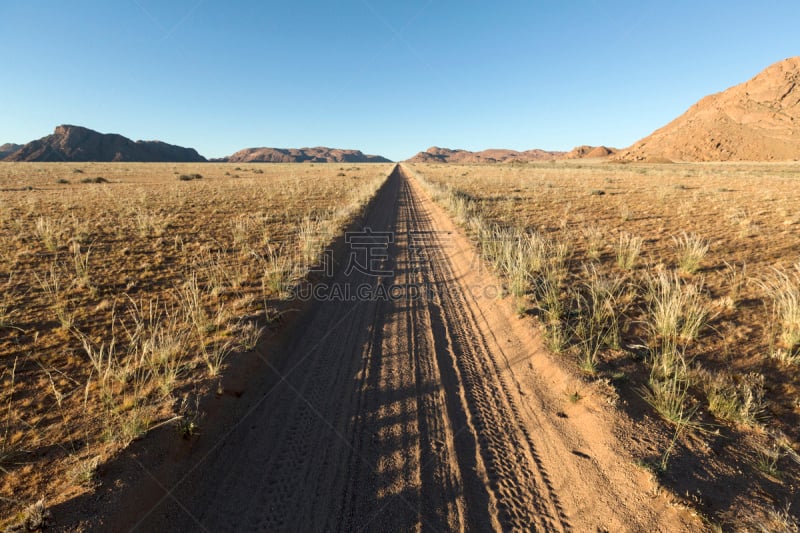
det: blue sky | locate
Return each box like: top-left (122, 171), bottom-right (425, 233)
top-left (1, 1), bottom-right (798, 161)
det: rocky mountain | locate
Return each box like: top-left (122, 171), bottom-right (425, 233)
top-left (223, 147), bottom-right (391, 163)
top-left (0, 143), bottom-right (21, 159)
top-left (4, 125), bottom-right (206, 162)
top-left (407, 147), bottom-right (563, 164)
top-left (618, 57), bottom-right (800, 162)
top-left (407, 145), bottom-right (615, 163)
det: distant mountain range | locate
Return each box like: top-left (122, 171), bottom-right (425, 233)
top-left (0, 126), bottom-right (394, 164)
top-left (407, 57), bottom-right (800, 164)
top-left (5, 57), bottom-right (800, 166)
top-left (221, 147), bottom-right (392, 163)
top-left (406, 145), bottom-right (616, 164)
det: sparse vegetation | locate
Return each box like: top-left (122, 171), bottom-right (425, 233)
top-left (175, 395), bottom-right (202, 439)
top-left (642, 343), bottom-right (697, 428)
top-left (409, 160), bottom-right (800, 527)
top-left (752, 502), bottom-right (800, 532)
top-left (34, 215), bottom-right (59, 252)
top-left (236, 320), bottom-right (265, 351)
top-left (754, 444), bottom-right (783, 478)
top-left (202, 338), bottom-right (235, 377)
top-left (0, 162), bottom-right (390, 517)
top-left (721, 261), bottom-right (747, 310)
top-left (34, 263), bottom-right (75, 329)
top-left (69, 456), bottom-right (100, 488)
top-left (643, 271), bottom-right (707, 344)
top-left (260, 245), bottom-right (293, 298)
top-left (71, 241), bottom-right (92, 289)
top-left (4, 498), bottom-right (52, 532)
top-left (582, 225), bottom-right (604, 260)
top-left (1, 357), bottom-right (20, 474)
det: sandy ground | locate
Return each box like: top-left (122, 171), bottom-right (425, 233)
top-left (57, 166), bottom-right (699, 531)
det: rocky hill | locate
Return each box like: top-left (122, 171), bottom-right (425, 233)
top-left (4, 125), bottom-right (206, 162)
top-left (223, 147), bottom-right (391, 163)
top-left (618, 57), bottom-right (800, 162)
top-left (0, 143), bottom-right (21, 159)
top-left (563, 145), bottom-right (617, 159)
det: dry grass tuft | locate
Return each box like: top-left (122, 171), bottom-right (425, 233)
top-left (760, 265), bottom-right (800, 354)
top-left (616, 232), bottom-right (643, 270)
top-left (673, 232), bottom-right (709, 274)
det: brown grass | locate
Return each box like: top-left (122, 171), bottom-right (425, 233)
top-left (409, 160), bottom-right (800, 528)
top-left (0, 161), bottom-right (390, 521)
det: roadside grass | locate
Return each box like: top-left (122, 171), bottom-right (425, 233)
top-left (571, 266), bottom-right (627, 375)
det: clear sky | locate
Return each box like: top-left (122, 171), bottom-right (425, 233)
top-left (1, 1), bottom-right (798, 161)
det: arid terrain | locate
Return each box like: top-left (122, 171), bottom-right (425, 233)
top-left (67, 165), bottom-right (698, 532)
top-left (3, 56), bottom-right (800, 532)
top-left (408, 160), bottom-right (800, 529)
top-left (5, 0), bottom-right (800, 524)
top-left (0, 126), bottom-right (394, 165)
top-left (3, 159), bottom-right (799, 531)
top-left (0, 162), bottom-right (390, 529)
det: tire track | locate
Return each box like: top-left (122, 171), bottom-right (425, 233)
top-left (394, 178), bottom-right (470, 531)
top-left (337, 169), bottom-right (472, 531)
top-left (134, 166), bottom-right (571, 532)
top-left (399, 174), bottom-right (570, 532)
top-left (147, 173), bottom-right (403, 532)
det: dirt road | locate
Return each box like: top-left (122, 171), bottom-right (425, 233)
top-left (117, 165), bottom-right (696, 531)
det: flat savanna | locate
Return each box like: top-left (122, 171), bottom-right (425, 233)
top-left (0, 162), bottom-right (390, 518)
top-left (2, 160), bottom-right (800, 529)
top-left (410, 160), bottom-right (800, 524)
